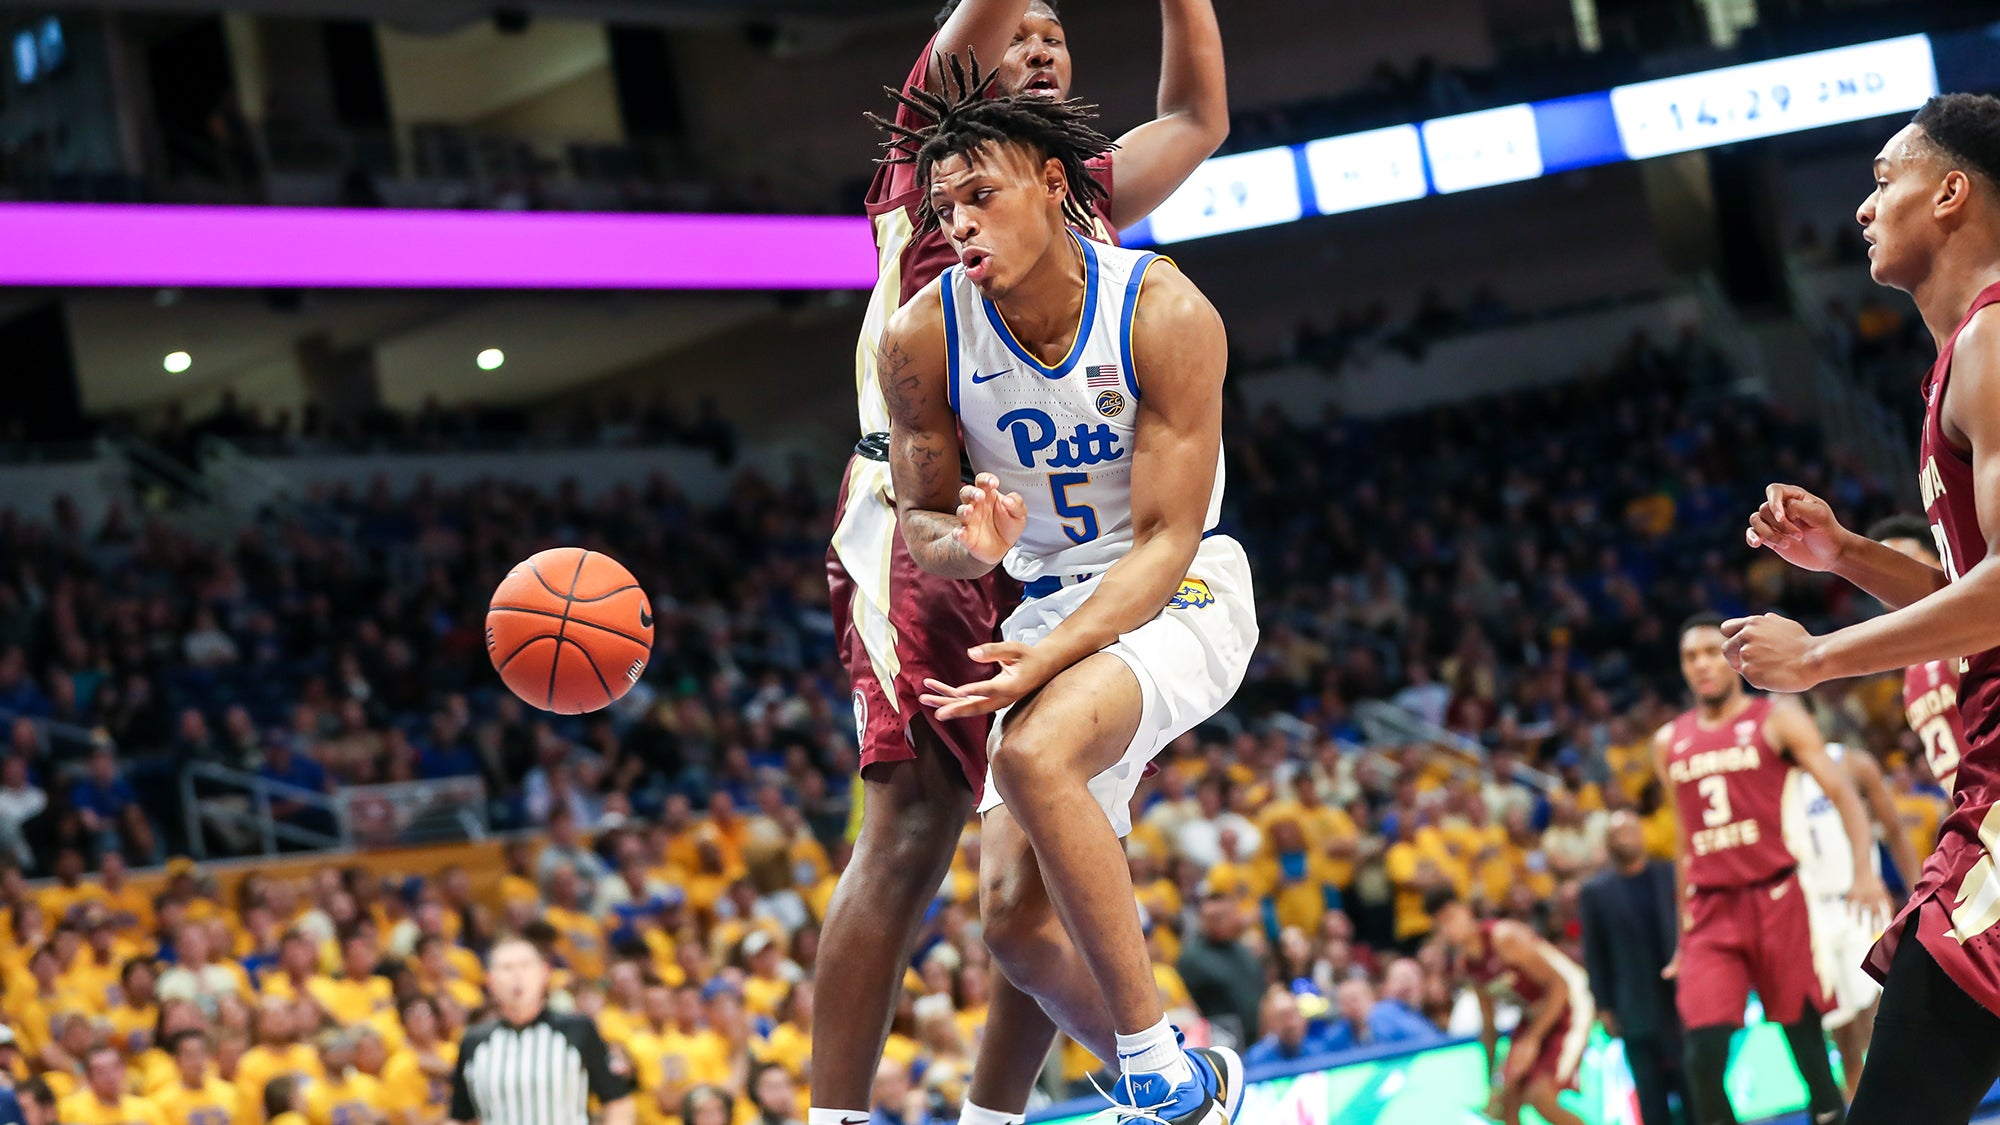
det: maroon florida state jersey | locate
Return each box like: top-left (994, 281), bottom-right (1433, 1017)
top-left (1907, 659), bottom-right (1967, 794)
top-left (1667, 695), bottom-right (1799, 889)
top-left (1463, 921), bottom-right (1552, 1008)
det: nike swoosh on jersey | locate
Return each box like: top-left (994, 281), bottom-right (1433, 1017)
top-left (969, 368), bottom-right (1011, 384)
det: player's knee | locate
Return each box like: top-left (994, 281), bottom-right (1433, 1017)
top-left (854, 794), bottom-right (958, 881)
top-left (988, 728), bottom-right (1069, 799)
top-left (979, 876), bottom-right (1054, 970)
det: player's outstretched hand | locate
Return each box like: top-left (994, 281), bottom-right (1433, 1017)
top-left (1848, 871), bottom-right (1895, 923)
top-left (955, 473), bottom-right (1027, 566)
top-left (920, 641), bottom-right (1046, 720)
top-left (1720, 613), bottom-right (1824, 693)
top-left (1745, 483), bottom-right (1851, 572)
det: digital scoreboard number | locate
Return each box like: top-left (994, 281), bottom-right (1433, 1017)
top-left (1611, 34), bottom-right (1938, 160)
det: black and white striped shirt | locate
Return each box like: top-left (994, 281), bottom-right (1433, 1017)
top-left (450, 1011), bottom-right (633, 1125)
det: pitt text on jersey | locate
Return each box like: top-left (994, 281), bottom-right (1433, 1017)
top-left (1670, 742), bottom-right (1766, 857)
top-left (997, 408), bottom-right (1126, 469)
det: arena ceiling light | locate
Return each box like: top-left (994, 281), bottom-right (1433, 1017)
top-left (162, 350), bottom-right (191, 374)
top-left (476, 348), bottom-right (505, 370)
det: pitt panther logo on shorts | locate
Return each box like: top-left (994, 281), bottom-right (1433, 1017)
top-left (1168, 578), bottom-right (1215, 610)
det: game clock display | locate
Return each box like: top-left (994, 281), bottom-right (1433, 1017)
top-left (1611, 34), bottom-right (1938, 160)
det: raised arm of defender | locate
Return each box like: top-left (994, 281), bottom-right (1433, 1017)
top-left (1729, 311), bottom-right (2000, 689)
top-left (1106, 0), bottom-right (1229, 230)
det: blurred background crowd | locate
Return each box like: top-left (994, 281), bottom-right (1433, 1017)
top-left (0, 319), bottom-right (1959, 1123)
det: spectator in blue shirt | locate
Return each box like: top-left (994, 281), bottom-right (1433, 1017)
top-left (1245, 988), bottom-right (1330, 1067)
top-left (257, 733), bottom-right (335, 846)
top-left (0, 1025), bottom-right (23, 1125)
top-left (1320, 976), bottom-right (1441, 1053)
top-left (70, 747), bottom-right (137, 857)
top-left (417, 711), bottom-right (484, 780)
top-left (1374, 957), bottom-right (1442, 1039)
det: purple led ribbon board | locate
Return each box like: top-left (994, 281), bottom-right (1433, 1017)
top-left (0, 203), bottom-right (881, 290)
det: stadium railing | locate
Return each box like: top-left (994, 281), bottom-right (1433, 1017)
top-left (178, 761), bottom-right (350, 858)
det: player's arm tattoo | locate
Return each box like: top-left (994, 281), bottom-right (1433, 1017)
top-left (880, 331), bottom-right (992, 580)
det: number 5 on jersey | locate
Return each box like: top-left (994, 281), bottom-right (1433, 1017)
top-left (1049, 472), bottom-right (1099, 544)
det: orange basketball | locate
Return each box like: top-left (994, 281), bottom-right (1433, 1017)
top-left (486, 547), bottom-right (654, 715)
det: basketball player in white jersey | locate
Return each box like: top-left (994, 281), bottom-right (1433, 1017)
top-left (1784, 737), bottom-right (1921, 1100)
top-left (872, 71), bottom-right (1253, 1124)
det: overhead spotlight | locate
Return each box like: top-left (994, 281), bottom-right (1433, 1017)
top-left (163, 351), bottom-right (192, 374)
top-left (476, 348), bottom-right (505, 371)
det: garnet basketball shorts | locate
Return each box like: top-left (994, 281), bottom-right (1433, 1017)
top-left (1678, 869), bottom-right (1831, 1028)
top-left (974, 534), bottom-right (1257, 836)
top-left (828, 454), bottom-right (1013, 797)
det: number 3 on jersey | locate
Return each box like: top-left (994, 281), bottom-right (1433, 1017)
top-left (1698, 775), bottom-right (1732, 826)
top-left (1049, 472), bottom-right (1099, 544)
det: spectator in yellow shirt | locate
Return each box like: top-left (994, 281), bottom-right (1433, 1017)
top-left (153, 1030), bottom-right (240, 1125)
top-left (304, 1032), bottom-right (384, 1125)
top-left (58, 1045), bottom-right (161, 1125)
top-left (542, 866), bottom-right (608, 982)
top-left (306, 930), bottom-right (396, 1033)
top-left (1383, 813), bottom-right (1463, 946)
top-left (1256, 819), bottom-right (1347, 938)
top-left (65, 918), bottom-right (133, 1016)
top-left (411, 940), bottom-right (482, 1015)
top-left (131, 1000), bottom-right (205, 1095)
top-left (497, 842), bottom-right (543, 911)
top-left (596, 961), bottom-right (649, 1050)
top-left (255, 933), bottom-right (325, 1006)
top-left (235, 998), bottom-right (324, 1125)
top-left (1257, 773), bottom-right (1362, 888)
top-left (377, 998), bottom-right (456, 1125)
top-left (735, 933), bottom-right (792, 1023)
top-left (1889, 760), bottom-right (1949, 868)
top-left (38, 850), bottom-right (109, 928)
top-left (104, 959), bottom-right (159, 1058)
top-left (756, 981), bottom-right (810, 1081)
top-left (261, 1075), bottom-right (309, 1125)
top-left (97, 853), bottom-right (154, 938)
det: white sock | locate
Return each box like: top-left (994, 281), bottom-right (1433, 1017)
top-left (808, 1109), bottom-right (872, 1125)
top-left (1115, 1017), bottom-right (1192, 1085)
top-left (957, 1105), bottom-right (1024, 1125)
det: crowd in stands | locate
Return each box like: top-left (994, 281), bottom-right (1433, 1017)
top-left (0, 321), bottom-right (1962, 1121)
top-left (0, 393), bottom-right (742, 470)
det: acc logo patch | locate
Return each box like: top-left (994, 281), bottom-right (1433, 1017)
top-left (1168, 578), bottom-right (1215, 610)
top-left (1095, 390), bottom-right (1126, 418)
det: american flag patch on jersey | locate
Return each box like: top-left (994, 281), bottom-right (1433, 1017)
top-left (1086, 364), bottom-right (1121, 387)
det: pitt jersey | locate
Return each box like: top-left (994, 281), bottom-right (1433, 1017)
top-left (942, 232), bottom-right (1223, 581)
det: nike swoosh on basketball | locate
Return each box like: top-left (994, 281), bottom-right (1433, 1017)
top-left (639, 606), bottom-right (654, 629)
top-left (970, 368), bottom-right (1011, 384)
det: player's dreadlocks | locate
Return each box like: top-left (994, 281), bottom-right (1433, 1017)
top-left (868, 51), bottom-right (1114, 235)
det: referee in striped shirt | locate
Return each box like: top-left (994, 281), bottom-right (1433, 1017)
top-left (450, 937), bottom-right (636, 1125)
